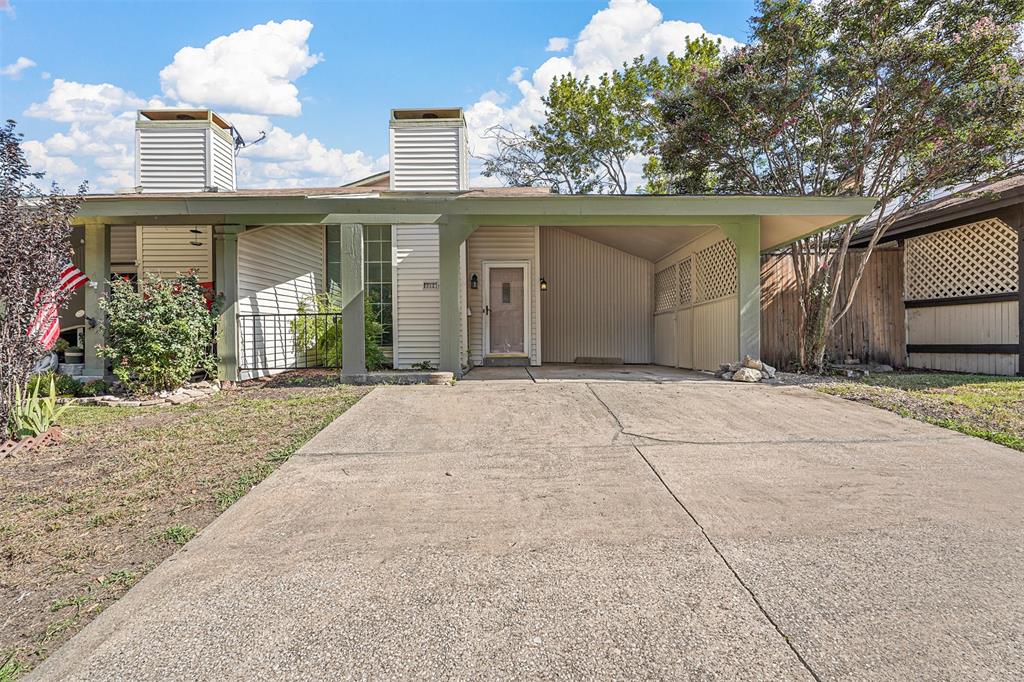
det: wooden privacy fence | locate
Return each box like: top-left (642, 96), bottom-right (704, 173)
top-left (760, 249), bottom-right (906, 369)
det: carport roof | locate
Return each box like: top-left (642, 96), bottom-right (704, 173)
top-left (75, 190), bottom-right (877, 252)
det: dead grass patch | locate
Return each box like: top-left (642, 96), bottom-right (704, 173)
top-left (0, 378), bottom-right (366, 675)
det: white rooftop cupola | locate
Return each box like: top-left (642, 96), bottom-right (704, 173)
top-left (135, 109), bottom-right (237, 193)
top-left (389, 108), bottom-right (468, 191)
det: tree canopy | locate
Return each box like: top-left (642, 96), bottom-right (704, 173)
top-left (658, 0), bottom-right (1024, 368)
top-left (481, 37), bottom-right (720, 194)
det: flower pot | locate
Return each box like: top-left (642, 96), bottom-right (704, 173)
top-left (64, 351), bottom-right (84, 364)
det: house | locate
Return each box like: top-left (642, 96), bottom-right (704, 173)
top-left (68, 107), bottom-right (874, 382)
top-left (849, 176), bottom-right (1024, 377)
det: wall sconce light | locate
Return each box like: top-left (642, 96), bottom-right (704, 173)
top-left (539, 277), bottom-right (548, 291)
top-left (470, 273), bottom-right (478, 289)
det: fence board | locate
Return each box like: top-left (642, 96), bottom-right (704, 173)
top-left (761, 249), bottom-right (906, 369)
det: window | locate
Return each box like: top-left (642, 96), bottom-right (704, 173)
top-left (363, 225), bottom-right (393, 346)
top-left (325, 225), bottom-right (393, 347)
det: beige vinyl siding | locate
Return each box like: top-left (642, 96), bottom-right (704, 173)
top-left (903, 218), bottom-right (1019, 376)
top-left (540, 227), bottom-right (653, 364)
top-left (907, 301), bottom-right (1019, 376)
top-left (236, 225), bottom-right (324, 380)
top-left (209, 130), bottom-right (236, 191)
top-left (110, 225), bottom-right (137, 273)
top-left (393, 224), bottom-right (440, 368)
top-left (389, 124), bottom-right (464, 191)
top-left (138, 226), bottom-right (213, 281)
top-left (907, 352), bottom-right (1019, 375)
top-left (653, 229), bottom-right (738, 371)
top-left (466, 226), bottom-right (540, 366)
top-left (138, 128), bottom-right (207, 193)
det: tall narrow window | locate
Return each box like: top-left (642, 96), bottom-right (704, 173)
top-left (363, 225), bottom-right (393, 346)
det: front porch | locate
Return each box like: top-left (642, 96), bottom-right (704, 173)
top-left (72, 191), bottom-right (874, 382)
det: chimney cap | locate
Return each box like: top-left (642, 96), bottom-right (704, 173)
top-left (138, 109), bottom-right (232, 130)
top-left (391, 107), bottom-right (463, 122)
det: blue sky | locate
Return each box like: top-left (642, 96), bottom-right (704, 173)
top-left (1, 0), bottom-right (756, 191)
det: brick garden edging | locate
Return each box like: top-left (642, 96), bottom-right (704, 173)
top-left (0, 425), bottom-right (63, 457)
top-left (72, 381), bottom-right (221, 407)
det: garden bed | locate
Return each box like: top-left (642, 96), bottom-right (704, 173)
top-left (0, 376), bottom-right (367, 677)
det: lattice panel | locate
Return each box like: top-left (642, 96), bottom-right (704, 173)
top-left (678, 257), bottom-right (693, 305)
top-left (905, 218), bottom-right (1019, 300)
top-left (655, 264), bottom-right (678, 313)
top-left (696, 239), bottom-right (737, 302)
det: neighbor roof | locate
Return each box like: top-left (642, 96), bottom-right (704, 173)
top-left (850, 174), bottom-right (1024, 246)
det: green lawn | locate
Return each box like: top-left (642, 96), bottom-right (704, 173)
top-left (0, 376), bottom-right (366, 678)
top-left (815, 372), bottom-right (1024, 451)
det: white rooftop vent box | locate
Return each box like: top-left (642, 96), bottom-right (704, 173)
top-left (389, 107), bottom-right (468, 192)
top-left (135, 109), bottom-right (237, 193)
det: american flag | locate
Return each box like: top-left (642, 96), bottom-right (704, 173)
top-left (29, 262), bottom-right (90, 350)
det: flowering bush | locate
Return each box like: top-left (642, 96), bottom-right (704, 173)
top-left (99, 272), bottom-right (218, 395)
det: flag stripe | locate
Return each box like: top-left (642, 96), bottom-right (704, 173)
top-left (28, 262), bottom-right (90, 351)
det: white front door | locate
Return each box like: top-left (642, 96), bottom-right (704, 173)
top-left (483, 261), bottom-right (529, 357)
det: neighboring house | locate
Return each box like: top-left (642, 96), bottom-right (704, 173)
top-left (849, 176), bottom-right (1024, 377)
top-left (69, 107), bottom-right (873, 382)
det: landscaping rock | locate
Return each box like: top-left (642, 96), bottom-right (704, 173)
top-left (722, 371), bottom-right (734, 381)
top-left (742, 355), bottom-right (764, 371)
top-left (732, 367), bottom-right (762, 382)
top-left (761, 362), bottom-right (777, 379)
top-left (873, 364), bottom-right (894, 373)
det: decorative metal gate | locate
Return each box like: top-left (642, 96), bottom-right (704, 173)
top-left (237, 313), bottom-right (342, 371)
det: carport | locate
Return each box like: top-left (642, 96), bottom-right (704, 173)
top-left (73, 192), bottom-right (874, 380)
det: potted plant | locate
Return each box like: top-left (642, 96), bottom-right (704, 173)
top-left (64, 346), bottom-right (84, 364)
top-left (53, 338), bottom-right (70, 361)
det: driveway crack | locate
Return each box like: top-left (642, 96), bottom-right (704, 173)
top-left (633, 445), bottom-right (822, 682)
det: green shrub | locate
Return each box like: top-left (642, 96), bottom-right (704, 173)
top-left (28, 372), bottom-right (81, 397)
top-left (79, 379), bottom-right (109, 397)
top-left (98, 272), bottom-right (218, 396)
top-left (292, 294), bottom-right (386, 371)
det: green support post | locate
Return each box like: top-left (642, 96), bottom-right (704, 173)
top-left (341, 223), bottom-right (366, 377)
top-left (721, 217), bottom-right (762, 362)
top-left (439, 216), bottom-right (477, 376)
top-left (83, 221), bottom-right (110, 379)
top-left (215, 225), bottom-right (245, 384)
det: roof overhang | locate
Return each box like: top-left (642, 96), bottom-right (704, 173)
top-left (75, 193), bottom-right (877, 252)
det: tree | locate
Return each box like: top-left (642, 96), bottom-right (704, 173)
top-left (658, 0), bottom-right (1024, 370)
top-left (0, 120), bottom-right (83, 436)
top-left (481, 37), bottom-right (720, 194)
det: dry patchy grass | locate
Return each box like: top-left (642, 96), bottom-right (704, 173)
top-left (0, 376), bottom-right (366, 676)
top-left (814, 372), bottom-right (1024, 451)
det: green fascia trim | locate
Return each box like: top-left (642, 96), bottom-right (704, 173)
top-left (76, 194), bottom-right (877, 221)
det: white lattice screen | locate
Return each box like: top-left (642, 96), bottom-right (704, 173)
top-left (655, 264), bottom-right (678, 313)
top-left (905, 218), bottom-right (1019, 300)
top-left (678, 257), bottom-right (693, 305)
top-left (696, 239), bottom-right (737, 303)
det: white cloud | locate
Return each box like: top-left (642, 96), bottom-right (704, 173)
top-left (234, 120), bottom-right (387, 188)
top-left (507, 66), bottom-right (527, 83)
top-left (545, 37), bottom-right (570, 52)
top-left (24, 79), bottom-right (145, 123)
top-left (22, 140), bottom-right (83, 185)
top-left (465, 0), bottom-right (742, 189)
top-left (2, 56), bottom-right (36, 78)
top-left (40, 71), bottom-right (51, 80)
top-left (159, 19), bottom-right (322, 117)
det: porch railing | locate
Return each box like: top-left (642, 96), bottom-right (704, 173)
top-left (237, 313), bottom-right (342, 371)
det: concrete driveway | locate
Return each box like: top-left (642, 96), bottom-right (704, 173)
top-left (32, 367), bottom-right (1024, 680)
